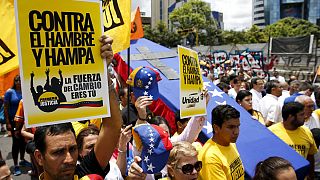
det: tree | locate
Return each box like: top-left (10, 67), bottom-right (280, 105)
top-left (245, 25), bottom-right (268, 43)
top-left (170, 0), bottom-right (217, 46)
top-left (143, 21), bottom-right (182, 48)
top-left (264, 17), bottom-right (320, 38)
top-left (169, 0), bottom-right (211, 30)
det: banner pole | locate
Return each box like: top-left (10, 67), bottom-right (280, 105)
top-left (126, 46), bottom-right (130, 157)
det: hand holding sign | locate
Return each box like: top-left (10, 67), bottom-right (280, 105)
top-left (99, 35), bottom-right (113, 66)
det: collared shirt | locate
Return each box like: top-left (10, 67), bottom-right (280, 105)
top-left (250, 89), bottom-right (262, 111)
top-left (304, 112), bottom-right (320, 130)
top-left (284, 92), bottom-right (303, 104)
top-left (259, 94), bottom-right (282, 123)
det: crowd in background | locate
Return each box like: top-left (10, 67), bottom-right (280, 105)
top-left (1, 38), bottom-right (320, 180)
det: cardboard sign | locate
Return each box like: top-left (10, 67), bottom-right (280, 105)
top-left (15, 0), bottom-right (110, 127)
top-left (178, 46), bottom-right (206, 118)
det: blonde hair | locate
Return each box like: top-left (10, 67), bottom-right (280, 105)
top-left (167, 141), bottom-right (197, 170)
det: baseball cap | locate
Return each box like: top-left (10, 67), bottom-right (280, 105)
top-left (132, 124), bottom-right (172, 174)
top-left (126, 66), bottom-right (162, 100)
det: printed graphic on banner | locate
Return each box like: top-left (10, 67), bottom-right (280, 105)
top-left (130, 6), bottom-right (144, 40)
top-left (0, 0), bottom-right (19, 76)
top-left (102, 0), bottom-right (130, 53)
top-left (178, 46), bottom-right (206, 118)
top-left (15, 0), bottom-right (110, 127)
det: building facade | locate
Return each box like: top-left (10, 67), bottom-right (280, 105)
top-left (252, 0), bottom-right (320, 28)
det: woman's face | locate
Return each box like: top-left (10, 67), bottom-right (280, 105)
top-left (239, 95), bottom-right (252, 111)
top-left (275, 167), bottom-right (297, 180)
top-left (14, 76), bottom-right (21, 87)
top-left (170, 156), bottom-right (200, 180)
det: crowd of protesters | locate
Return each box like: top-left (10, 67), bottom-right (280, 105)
top-left (1, 35), bottom-right (320, 180)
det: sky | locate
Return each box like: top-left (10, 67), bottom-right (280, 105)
top-left (132, 0), bottom-right (252, 31)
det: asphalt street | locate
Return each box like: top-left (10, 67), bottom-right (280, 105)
top-left (0, 131), bottom-right (36, 180)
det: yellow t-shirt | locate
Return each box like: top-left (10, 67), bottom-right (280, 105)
top-left (252, 110), bottom-right (265, 125)
top-left (269, 122), bottom-right (318, 158)
top-left (198, 139), bottom-right (245, 180)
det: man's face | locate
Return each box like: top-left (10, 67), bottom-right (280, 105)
top-left (214, 118), bottom-right (240, 145)
top-left (292, 110), bottom-right (305, 128)
top-left (79, 134), bottom-right (98, 158)
top-left (272, 83), bottom-right (282, 97)
top-left (35, 131), bottom-right (78, 180)
top-left (253, 80), bottom-right (264, 92)
top-left (303, 99), bottom-right (314, 119)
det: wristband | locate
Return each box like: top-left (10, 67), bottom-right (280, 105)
top-left (138, 114), bottom-right (147, 121)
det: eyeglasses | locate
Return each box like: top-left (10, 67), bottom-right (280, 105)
top-left (176, 161), bottom-right (202, 174)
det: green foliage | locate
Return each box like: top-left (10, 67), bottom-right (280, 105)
top-left (169, 0), bottom-right (211, 30)
top-left (143, 22), bottom-right (182, 48)
top-left (220, 18), bottom-right (320, 45)
top-left (264, 17), bottom-right (320, 38)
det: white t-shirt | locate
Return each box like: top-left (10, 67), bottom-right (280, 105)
top-left (259, 94), bottom-right (282, 123)
top-left (250, 88), bottom-right (262, 111)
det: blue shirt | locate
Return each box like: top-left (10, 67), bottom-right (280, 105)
top-left (283, 92), bottom-right (303, 105)
top-left (4, 88), bottom-right (22, 120)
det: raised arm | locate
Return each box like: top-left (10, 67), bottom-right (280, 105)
top-left (58, 69), bottom-right (63, 86)
top-left (94, 35), bottom-right (122, 169)
top-left (44, 69), bottom-right (50, 90)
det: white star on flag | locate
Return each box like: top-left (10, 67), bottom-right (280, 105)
top-left (147, 73), bottom-right (151, 76)
top-left (147, 163), bottom-right (155, 172)
top-left (203, 81), bottom-right (211, 88)
top-left (144, 156), bottom-right (149, 163)
top-left (215, 100), bottom-right (226, 105)
top-left (203, 121), bottom-right (213, 134)
top-left (145, 85), bottom-right (149, 89)
top-left (144, 91), bottom-right (148, 96)
top-left (209, 89), bottom-right (224, 98)
top-left (149, 95), bottom-right (153, 99)
top-left (149, 77), bottom-right (153, 80)
top-left (148, 81), bottom-right (152, 85)
top-left (144, 71), bottom-right (148, 74)
top-left (149, 133), bottom-right (153, 136)
top-left (149, 137), bottom-right (154, 142)
top-left (148, 149), bottom-right (153, 155)
top-left (150, 143), bottom-right (154, 148)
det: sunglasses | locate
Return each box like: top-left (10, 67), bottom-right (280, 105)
top-left (176, 161), bottom-right (202, 174)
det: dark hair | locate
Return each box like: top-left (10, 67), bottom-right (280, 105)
top-left (299, 82), bottom-right (313, 92)
top-left (12, 75), bottom-right (20, 90)
top-left (314, 87), bottom-right (320, 107)
top-left (282, 102), bottom-right (304, 121)
top-left (311, 128), bottom-right (320, 148)
top-left (211, 105), bottom-right (240, 130)
top-left (229, 74), bottom-right (237, 82)
top-left (250, 77), bottom-right (261, 88)
top-left (174, 110), bottom-right (190, 128)
top-left (220, 76), bottom-right (230, 85)
top-left (34, 123), bottom-right (75, 154)
top-left (217, 82), bottom-right (230, 91)
top-left (76, 125), bottom-right (100, 152)
top-left (265, 80), bottom-right (280, 94)
top-left (236, 90), bottom-right (252, 103)
top-left (149, 116), bottom-right (172, 136)
top-left (253, 157), bottom-right (294, 180)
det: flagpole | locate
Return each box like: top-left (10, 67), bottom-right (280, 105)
top-left (127, 46), bottom-right (130, 157)
top-left (313, 66), bottom-right (319, 84)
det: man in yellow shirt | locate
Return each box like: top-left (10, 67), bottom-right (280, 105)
top-left (198, 105), bottom-right (244, 180)
top-left (269, 102), bottom-right (318, 180)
